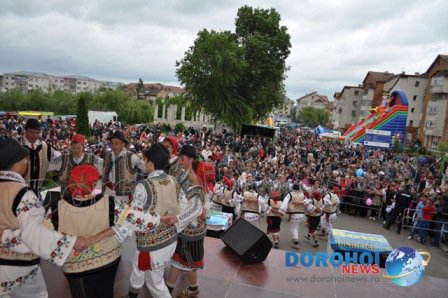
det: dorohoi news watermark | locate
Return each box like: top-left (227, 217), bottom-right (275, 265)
top-left (285, 274), bottom-right (381, 283)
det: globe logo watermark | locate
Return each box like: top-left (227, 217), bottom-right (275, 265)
top-left (382, 246), bottom-right (431, 287)
top-left (285, 246), bottom-right (431, 287)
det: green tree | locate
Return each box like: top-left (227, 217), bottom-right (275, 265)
top-left (0, 88), bottom-right (153, 125)
top-left (437, 140), bottom-right (448, 172)
top-left (438, 139), bottom-right (448, 155)
top-left (176, 29), bottom-right (249, 129)
top-left (235, 6), bottom-right (291, 120)
top-left (0, 89), bottom-right (26, 111)
top-left (175, 122), bottom-right (185, 133)
top-left (76, 93), bottom-right (91, 137)
top-left (297, 107), bottom-right (329, 127)
top-left (176, 6), bottom-right (291, 129)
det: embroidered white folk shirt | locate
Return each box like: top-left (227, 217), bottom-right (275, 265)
top-left (0, 171), bottom-right (76, 294)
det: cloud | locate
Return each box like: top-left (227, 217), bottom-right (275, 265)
top-left (0, 0), bottom-right (447, 101)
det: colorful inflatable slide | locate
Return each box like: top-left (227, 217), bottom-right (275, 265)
top-left (343, 90), bottom-right (408, 145)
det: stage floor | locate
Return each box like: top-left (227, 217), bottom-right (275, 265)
top-left (41, 236), bottom-right (448, 298)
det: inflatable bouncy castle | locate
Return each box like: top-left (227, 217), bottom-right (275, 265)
top-left (343, 90), bottom-right (408, 145)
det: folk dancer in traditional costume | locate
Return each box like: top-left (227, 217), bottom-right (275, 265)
top-left (90, 143), bottom-right (188, 298)
top-left (48, 134), bottom-right (103, 193)
top-left (18, 118), bottom-right (60, 192)
top-left (166, 145), bottom-right (207, 298)
top-left (279, 183), bottom-right (306, 250)
top-left (45, 165), bottom-right (123, 298)
top-left (266, 191), bottom-right (284, 248)
top-left (210, 181), bottom-right (225, 212)
top-left (124, 143), bottom-right (195, 298)
top-left (238, 174), bottom-right (271, 228)
top-left (102, 131), bottom-right (146, 202)
top-left (320, 186), bottom-right (340, 237)
top-left (256, 173), bottom-right (271, 201)
top-left (276, 173), bottom-right (291, 200)
top-left (0, 139), bottom-right (89, 297)
top-left (304, 190), bottom-right (323, 247)
top-left (210, 179), bottom-right (238, 221)
top-left (163, 136), bottom-right (182, 181)
top-left (300, 178), bottom-right (321, 198)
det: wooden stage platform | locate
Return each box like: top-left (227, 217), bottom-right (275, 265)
top-left (41, 236), bottom-right (448, 298)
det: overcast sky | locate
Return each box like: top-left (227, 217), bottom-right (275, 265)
top-left (1, 0), bottom-right (447, 100)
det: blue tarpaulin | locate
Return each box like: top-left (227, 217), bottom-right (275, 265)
top-left (314, 125), bottom-right (332, 135)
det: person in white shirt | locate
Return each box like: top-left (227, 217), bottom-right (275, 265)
top-left (19, 118), bottom-right (61, 191)
top-left (102, 131), bottom-right (146, 202)
top-left (236, 177), bottom-right (271, 228)
top-left (91, 143), bottom-right (196, 298)
top-left (48, 134), bottom-right (103, 193)
top-left (279, 183), bottom-right (306, 250)
top-left (0, 138), bottom-right (89, 297)
top-left (165, 145), bottom-right (207, 297)
top-left (320, 185), bottom-right (340, 237)
top-left (210, 180), bottom-right (239, 220)
top-left (304, 190), bottom-right (323, 247)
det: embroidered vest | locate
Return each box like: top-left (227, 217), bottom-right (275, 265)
top-left (0, 181), bottom-right (40, 266)
top-left (23, 140), bottom-right (50, 190)
top-left (178, 170), bottom-right (192, 192)
top-left (306, 198), bottom-right (323, 217)
top-left (286, 191), bottom-right (305, 214)
top-left (257, 180), bottom-right (269, 196)
top-left (212, 188), bottom-right (234, 207)
top-left (322, 193), bottom-right (339, 214)
top-left (267, 199), bottom-right (282, 217)
top-left (180, 185), bottom-right (207, 240)
top-left (102, 151), bottom-right (137, 196)
top-left (279, 183), bottom-right (290, 198)
top-left (58, 153), bottom-right (95, 191)
top-left (55, 195), bottom-right (121, 275)
top-left (241, 191), bottom-right (260, 214)
top-left (168, 157), bottom-right (182, 181)
top-left (135, 174), bottom-right (180, 252)
top-left (269, 181), bottom-right (280, 193)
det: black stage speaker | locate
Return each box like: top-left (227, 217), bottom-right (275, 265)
top-left (220, 218), bottom-right (272, 264)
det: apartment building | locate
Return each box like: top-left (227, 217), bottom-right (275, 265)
top-left (419, 55), bottom-right (448, 150)
top-left (1, 71), bottom-right (52, 92)
top-left (0, 71), bottom-right (101, 94)
top-left (334, 86), bottom-right (364, 129)
top-left (296, 91), bottom-right (328, 115)
top-left (271, 96), bottom-right (294, 124)
top-left (383, 73), bottom-right (428, 143)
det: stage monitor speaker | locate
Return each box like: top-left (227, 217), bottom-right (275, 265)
top-left (220, 218), bottom-right (272, 264)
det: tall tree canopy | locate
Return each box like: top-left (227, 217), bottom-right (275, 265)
top-left (176, 5), bottom-right (291, 128)
top-left (76, 93), bottom-right (91, 137)
top-left (298, 106), bottom-right (329, 128)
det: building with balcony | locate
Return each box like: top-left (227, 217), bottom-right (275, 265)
top-left (383, 73), bottom-right (428, 143)
top-left (1, 71), bottom-right (52, 92)
top-left (419, 55), bottom-right (448, 150)
top-left (334, 86), bottom-right (364, 129)
top-left (0, 71), bottom-right (102, 94)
